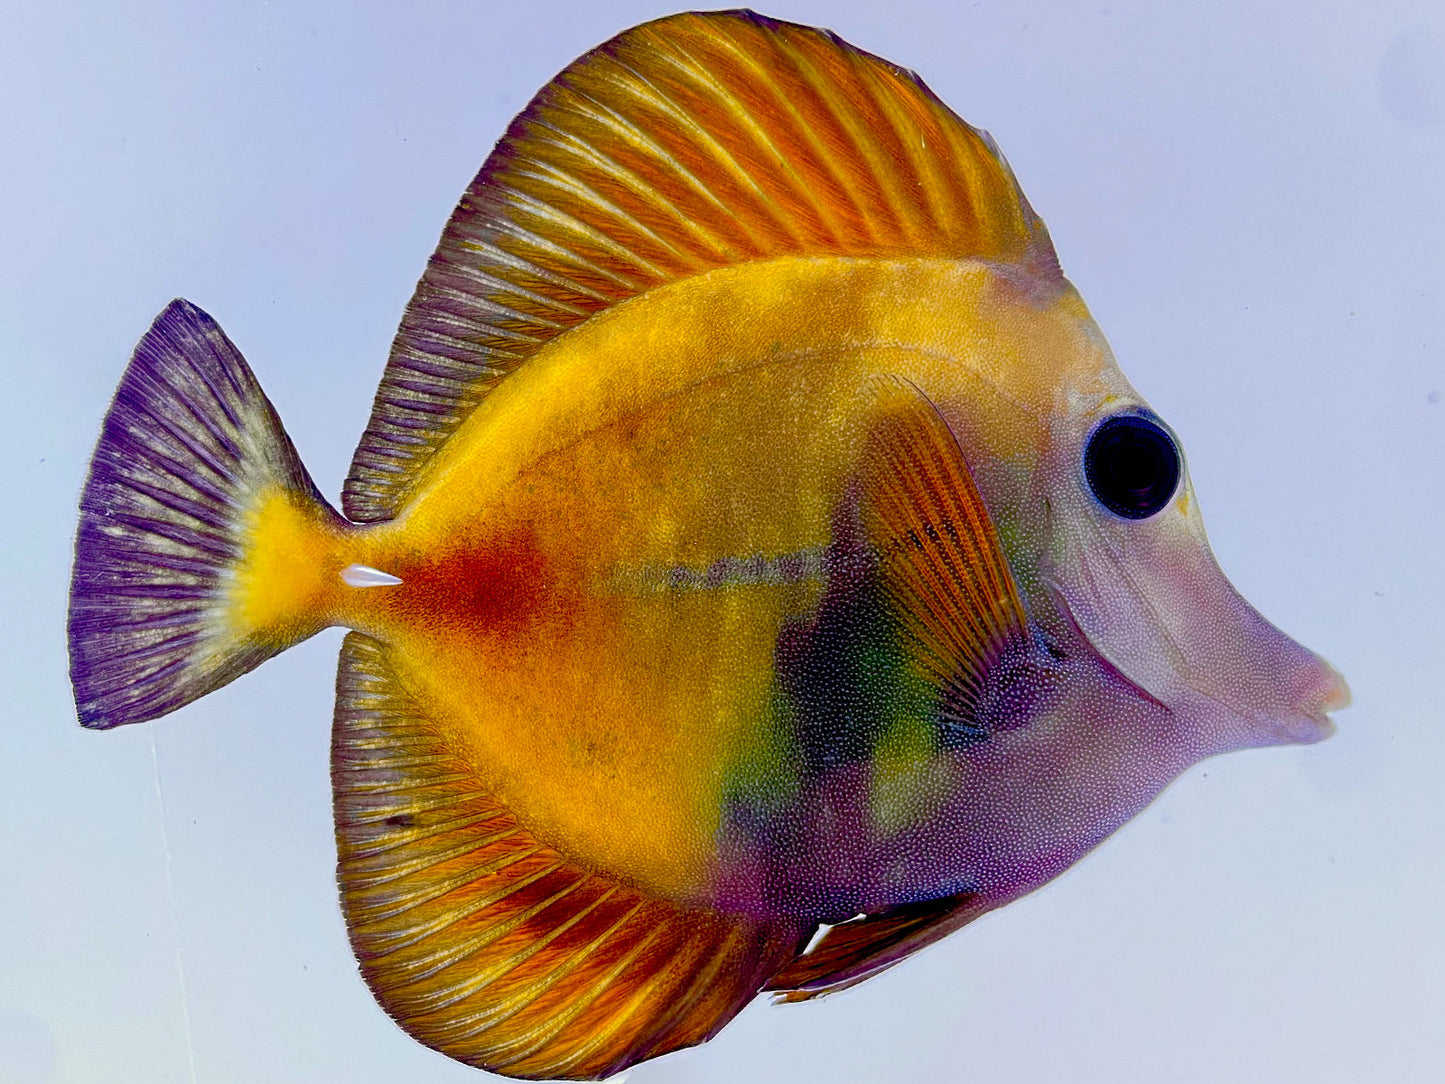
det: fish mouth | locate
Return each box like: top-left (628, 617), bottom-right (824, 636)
top-left (1263, 657), bottom-right (1350, 745)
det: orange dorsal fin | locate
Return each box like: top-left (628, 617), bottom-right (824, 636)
top-left (859, 377), bottom-right (1031, 730)
top-left (344, 10), bottom-right (1060, 521)
top-left (767, 892), bottom-right (988, 1000)
top-left (332, 632), bottom-right (809, 1079)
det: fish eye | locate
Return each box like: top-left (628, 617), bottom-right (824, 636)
top-left (1084, 413), bottom-right (1181, 519)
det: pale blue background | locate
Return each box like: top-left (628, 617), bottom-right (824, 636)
top-left (3, 2), bottom-right (1442, 1081)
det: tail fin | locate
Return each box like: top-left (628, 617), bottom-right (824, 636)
top-left (69, 299), bottom-right (342, 729)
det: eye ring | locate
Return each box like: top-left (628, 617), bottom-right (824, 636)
top-left (1084, 413), bottom-right (1181, 520)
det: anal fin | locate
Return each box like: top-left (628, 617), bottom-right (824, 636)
top-left (333, 633), bottom-right (808, 1080)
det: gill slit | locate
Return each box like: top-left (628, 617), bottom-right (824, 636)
top-left (1072, 509), bottom-right (1271, 723)
top-left (1069, 511), bottom-right (1190, 675)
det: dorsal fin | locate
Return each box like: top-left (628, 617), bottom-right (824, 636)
top-left (332, 632), bottom-right (809, 1079)
top-left (766, 892), bottom-right (988, 1001)
top-left (344, 10), bottom-right (1060, 521)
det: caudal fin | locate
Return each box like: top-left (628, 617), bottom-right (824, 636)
top-left (69, 299), bottom-right (340, 729)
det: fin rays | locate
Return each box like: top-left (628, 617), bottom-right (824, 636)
top-left (332, 633), bottom-right (807, 1079)
top-left (343, 11), bottom-right (1057, 522)
top-left (768, 892), bottom-right (987, 999)
top-left (68, 299), bottom-right (336, 728)
top-left (858, 378), bottom-right (1031, 731)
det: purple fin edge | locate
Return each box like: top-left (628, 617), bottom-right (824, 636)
top-left (67, 299), bottom-right (329, 729)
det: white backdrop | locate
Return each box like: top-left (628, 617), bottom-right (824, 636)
top-left (3, 2), bottom-right (1442, 1081)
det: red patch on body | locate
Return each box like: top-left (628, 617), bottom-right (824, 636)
top-left (386, 527), bottom-right (570, 638)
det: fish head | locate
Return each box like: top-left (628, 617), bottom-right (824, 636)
top-left (951, 275), bottom-right (1349, 758)
top-left (1026, 301), bottom-right (1348, 756)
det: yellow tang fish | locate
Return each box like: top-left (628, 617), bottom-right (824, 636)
top-left (68, 10), bottom-right (1349, 1079)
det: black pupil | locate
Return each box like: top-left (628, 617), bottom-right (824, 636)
top-left (1084, 415), bottom-right (1180, 519)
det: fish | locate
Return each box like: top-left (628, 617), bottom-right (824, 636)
top-left (67, 9), bottom-right (1350, 1080)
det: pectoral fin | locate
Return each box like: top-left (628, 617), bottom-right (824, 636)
top-left (858, 377), bottom-right (1031, 737)
top-left (762, 384), bottom-right (1025, 1000)
top-left (332, 633), bottom-right (809, 1080)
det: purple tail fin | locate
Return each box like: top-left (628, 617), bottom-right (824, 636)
top-left (68, 300), bottom-right (335, 729)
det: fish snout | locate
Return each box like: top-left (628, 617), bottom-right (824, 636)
top-left (1266, 653), bottom-right (1350, 744)
top-left (1044, 509), bottom-right (1350, 753)
top-left (1173, 583), bottom-right (1350, 750)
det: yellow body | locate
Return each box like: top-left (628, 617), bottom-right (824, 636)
top-left (229, 255), bottom-right (1109, 900)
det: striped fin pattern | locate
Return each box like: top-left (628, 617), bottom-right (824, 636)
top-left (858, 378), bottom-right (1031, 737)
top-left (343, 10), bottom-right (1059, 522)
top-left (332, 633), bottom-right (809, 1080)
top-left (68, 300), bottom-right (329, 728)
top-left (767, 891), bottom-right (985, 1001)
